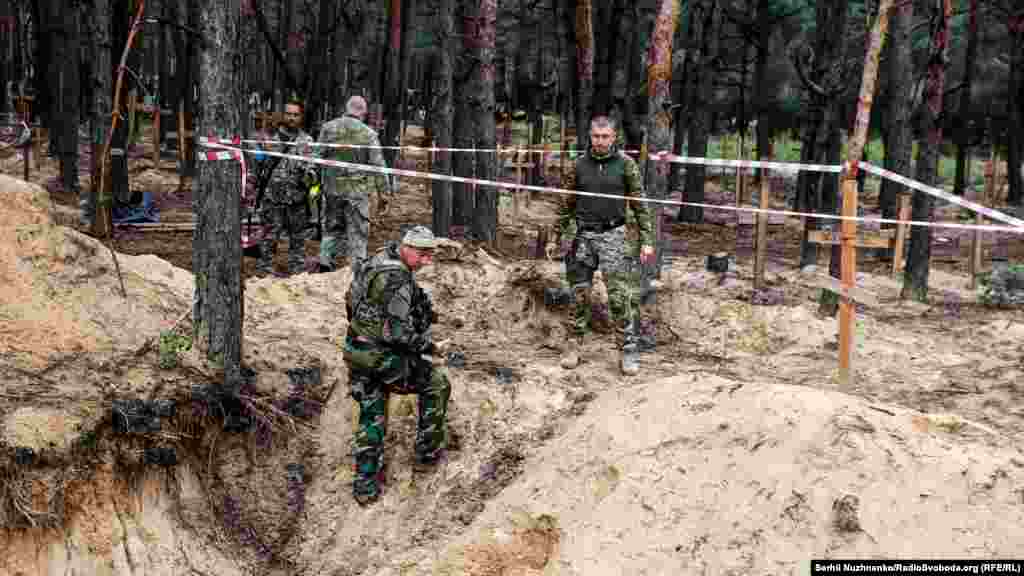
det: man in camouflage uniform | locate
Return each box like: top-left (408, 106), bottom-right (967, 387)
top-left (342, 225), bottom-right (452, 506)
top-left (547, 116), bottom-right (656, 376)
top-left (251, 100), bottom-right (317, 277)
top-left (316, 95), bottom-right (394, 272)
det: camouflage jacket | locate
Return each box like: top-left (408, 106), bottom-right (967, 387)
top-left (345, 242), bottom-right (433, 355)
top-left (251, 127), bottom-right (317, 205)
top-left (558, 146), bottom-right (655, 247)
top-left (316, 114), bottom-right (393, 198)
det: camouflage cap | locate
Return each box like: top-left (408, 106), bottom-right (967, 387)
top-left (401, 225), bottom-right (440, 249)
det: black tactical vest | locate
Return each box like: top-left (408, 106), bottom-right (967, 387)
top-left (574, 152), bottom-right (627, 228)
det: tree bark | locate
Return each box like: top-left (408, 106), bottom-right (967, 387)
top-left (1007, 18), bottom-right (1024, 205)
top-left (952, 0), bottom-right (979, 197)
top-left (59, 0), bottom-right (81, 204)
top-left (110, 0), bottom-right (131, 204)
top-left (573, 0), bottom-right (594, 150)
top-left (470, 0), bottom-right (497, 244)
top-left (902, 0), bottom-right (952, 302)
top-left (381, 0), bottom-right (402, 163)
top-left (681, 1), bottom-right (719, 224)
top-left (878, 0), bottom-right (914, 223)
top-left (90, 0), bottom-right (112, 232)
top-left (451, 0), bottom-right (475, 227)
top-left (194, 0), bottom-right (244, 390)
top-left (431, 0), bottom-right (454, 236)
top-left (753, 0), bottom-right (771, 179)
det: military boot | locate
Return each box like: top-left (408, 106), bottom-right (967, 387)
top-left (560, 337), bottom-right (582, 370)
top-left (544, 286), bottom-right (574, 307)
top-left (620, 347), bottom-right (640, 376)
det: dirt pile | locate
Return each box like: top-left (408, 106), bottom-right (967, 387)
top-left (2, 171), bottom-right (1024, 575)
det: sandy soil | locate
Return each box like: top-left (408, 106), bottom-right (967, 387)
top-left (1, 127), bottom-right (1023, 575)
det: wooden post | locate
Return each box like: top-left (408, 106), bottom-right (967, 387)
top-left (838, 177), bottom-right (858, 384)
top-left (891, 194), bottom-right (910, 277)
top-left (971, 152), bottom-right (997, 288)
top-left (153, 101), bottom-right (161, 167)
top-left (524, 123), bottom-right (532, 209)
top-left (177, 101), bottom-right (185, 165)
top-left (753, 169), bottom-right (770, 287)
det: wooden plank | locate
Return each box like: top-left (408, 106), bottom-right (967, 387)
top-left (808, 229), bottom-right (895, 248)
top-left (891, 194), bottom-right (911, 277)
top-left (971, 153), bottom-right (997, 288)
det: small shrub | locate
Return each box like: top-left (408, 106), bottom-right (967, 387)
top-left (158, 331), bottom-right (192, 369)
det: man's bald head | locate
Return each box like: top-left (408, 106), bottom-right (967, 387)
top-left (346, 96), bottom-right (368, 119)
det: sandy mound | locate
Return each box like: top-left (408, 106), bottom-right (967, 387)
top-left (0, 175), bottom-right (194, 451)
top-left (424, 374), bottom-right (1024, 575)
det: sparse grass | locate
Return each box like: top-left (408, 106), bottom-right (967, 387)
top-left (158, 330), bottom-right (192, 370)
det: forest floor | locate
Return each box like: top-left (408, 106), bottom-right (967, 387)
top-left (1, 124), bottom-right (1023, 575)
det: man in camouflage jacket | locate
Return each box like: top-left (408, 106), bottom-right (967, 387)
top-left (250, 100), bottom-right (317, 277)
top-left (548, 116), bottom-right (656, 376)
top-left (316, 95), bottom-right (394, 272)
top-left (342, 225), bottom-right (451, 506)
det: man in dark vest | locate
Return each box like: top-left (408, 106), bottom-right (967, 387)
top-left (548, 116), bottom-right (656, 376)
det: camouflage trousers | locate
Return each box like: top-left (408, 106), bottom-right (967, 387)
top-left (258, 202), bottom-right (308, 276)
top-left (319, 187), bottom-right (370, 269)
top-left (349, 355), bottom-right (451, 497)
top-left (565, 226), bottom-right (655, 352)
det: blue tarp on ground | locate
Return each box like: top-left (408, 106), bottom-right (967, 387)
top-left (112, 191), bottom-right (160, 224)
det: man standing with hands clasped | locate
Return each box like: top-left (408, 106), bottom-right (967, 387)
top-left (547, 116), bottom-right (656, 376)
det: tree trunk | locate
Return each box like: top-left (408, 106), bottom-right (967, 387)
top-left (398, 0), bottom-right (413, 143)
top-left (470, 0), bottom-right (497, 244)
top-left (952, 0), bottom-right (979, 197)
top-left (573, 0), bottom-right (594, 150)
top-left (451, 0), bottom-right (475, 228)
top-left (681, 1), bottom-right (718, 224)
top-left (381, 0), bottom-right (402, 163)
top-left (59, 0), bottom-right (81, 205)
top-left (528, 0), bottom-right (545, 187)
top-left (645, 0), bottom-right (680, 278)
top-left (663, 2), bottom-right (688, 196)
top-left (90, 0), bottom-right (112, 232)
top-left (902, 0), bottom-right (952, 302)
top-left (194, 0), bottom-right (244, 390)
top-left (753, 0), bottom-right (770, 179)
top-left (592, 0), bottom-right (622, 117)
top-left (878, 0), bottom-right (914, 223)
top-left (432, 0), bottom-right (454, 236)
top-left (111, 0), bottom-right (131, 204)
top-left (1007, 21), bottom-right (1024, 205)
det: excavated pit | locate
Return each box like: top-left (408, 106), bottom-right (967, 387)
top-left (2, 174), bottom-right (1024, 575)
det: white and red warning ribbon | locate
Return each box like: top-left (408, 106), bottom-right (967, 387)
top-left (198, 139), bottom-right (1024, 235)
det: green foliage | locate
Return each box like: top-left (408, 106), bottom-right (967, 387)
top-left (158, 331), bottom-right (192, 370)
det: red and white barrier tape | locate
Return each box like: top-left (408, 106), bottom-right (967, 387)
top-left (198, 140), bottom-right (1024, 236)
top-left (201, 135), bottom-right (633, 155)
top-left (653, 151), bottom-right (842, 174)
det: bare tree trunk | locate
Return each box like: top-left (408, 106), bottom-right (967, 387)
top-left (645, 0), bottom-right (680, 278)
top-left (89, 0), bottom-right (111, 232)
top-left (471, 0), bottom-right (497, 244)
top-left (667, 2), bottom-right (688, 199)
top-left (681, 1), bottom-right (719, 224)
top-left (753, 0), bottom-right (770, 179)
top-left (528, 0), bottom-right (546, 187)
top-left (60, 0), bottom-right (81, 207)
top-left (451, 0), bottom-right (474, 227)
top-left (1007, 20), bottom-right (1024, 205)
top-left (953, 0), bottom-right (979, 197)
top-left (194, 0), bottom-right (244, 390)
top-left (381, 0), bottom-right (402, 163)
top-left (878, 0), bottom-right (914, 223)
top-left (902, 0), bottom-right (952, 302)
top-left (573, 0), bottom-right (594, 150)
top-left (432, 0), bottom-right (454, 236)
top-left (110, 0), bottom-right (131, 204)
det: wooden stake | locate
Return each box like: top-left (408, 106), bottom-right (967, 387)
top-left (153, 101), bottom-right (161, 167)
top-left (177, 100), bottom-right (185, 166)
top-left (838, 178), bottom-right (858, 384)
top-left (891, 194), bottom-right (910, 277)
top-left (753, 171), bottom-right (770, 288)
top-left (971, 150), bottom-right (997, 288)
